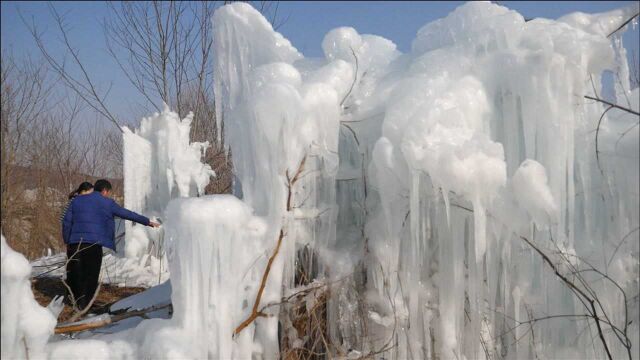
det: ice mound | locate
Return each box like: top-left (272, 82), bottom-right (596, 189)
top-left (2, 235), bottom-right (57, 359)
top-left (139, 195), bottom-right (267, 359)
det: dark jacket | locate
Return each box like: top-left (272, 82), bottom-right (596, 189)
top-left (62, 192), bottom-right (150, 250)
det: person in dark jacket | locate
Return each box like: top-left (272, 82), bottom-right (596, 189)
top-left (60, 182), bottom-right (94, 223)
top-left (62, 179), bottom-right (160, 309)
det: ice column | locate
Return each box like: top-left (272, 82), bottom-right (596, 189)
top-left (213, 3), bottom-right (343, 356)
top-left (140, 195), bottom-right (267, 359)
top-left (122, 105), bottom-right (214, 260)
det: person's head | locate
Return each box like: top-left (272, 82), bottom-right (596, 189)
top-left (77, 182), bottom-right (94, 195)
top-left (94, 179), bottom-right (113, 197)
top-left (68, 182), bottom-right (94, 199)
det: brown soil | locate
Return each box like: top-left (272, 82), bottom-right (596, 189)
top-left (31, 277), bottom-right (145, 323)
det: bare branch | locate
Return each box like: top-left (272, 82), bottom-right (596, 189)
top-left (607, 12), bottom-right (639, 38)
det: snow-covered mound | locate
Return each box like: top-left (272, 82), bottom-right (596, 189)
top-left (31, 250), bottom-right (169, 289)
top-left (2, 235), bottom-right (59, 359)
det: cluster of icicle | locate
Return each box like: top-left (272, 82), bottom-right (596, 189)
top-left (212, 2), bottom-right (639, 359)
top-left (122, 104), bottom-right (214, 262)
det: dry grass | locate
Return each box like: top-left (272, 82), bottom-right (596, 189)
top-left (31, 277), bottom-right (144, 323)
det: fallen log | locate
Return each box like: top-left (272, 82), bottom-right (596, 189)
top-left (54, 302), bottom-right (172, 334)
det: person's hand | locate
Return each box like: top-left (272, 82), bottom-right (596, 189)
top-left (149, 221), bottom-right (161, 228)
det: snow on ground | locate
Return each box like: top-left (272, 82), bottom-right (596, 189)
top-left (2, 235), bottom-right (59, 359)
top-left (31, 250), bottom-right (169, 289)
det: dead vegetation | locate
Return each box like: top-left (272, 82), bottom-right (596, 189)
top-left (31, 277), bottom-right (144, 323)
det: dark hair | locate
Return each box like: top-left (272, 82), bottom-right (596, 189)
top-left (94, 179), bottom-right (113, 193)
top-left (68, 182), bottom-right (94, 200)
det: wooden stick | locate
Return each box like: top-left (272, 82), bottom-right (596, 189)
top-left (54, 303), bottom-right (171, 334)
top-left (233, 154), bottom-right (308, 337)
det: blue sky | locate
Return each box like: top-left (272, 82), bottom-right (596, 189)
top-left (2, 1), bottom-right (638, 123)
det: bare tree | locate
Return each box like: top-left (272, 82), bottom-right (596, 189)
top-left (103, 1), bottom-right (232, 193)
top-left (1, 49), bottom-right (123, 259)
top-left (102, 0), bottom-right (295, 194)
top-left (20, 4), bottom-right (122, 133)
top-left (1, 52), bottom-right (57, 257)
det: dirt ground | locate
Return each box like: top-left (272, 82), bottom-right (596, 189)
top-left (32, 277), bottom-right (145, 323)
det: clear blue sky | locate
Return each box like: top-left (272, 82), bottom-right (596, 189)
top-left (1, 1), bottom-right (638, 124)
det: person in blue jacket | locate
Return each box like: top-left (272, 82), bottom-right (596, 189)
top-left (62, 179), bottom-right (160, 310)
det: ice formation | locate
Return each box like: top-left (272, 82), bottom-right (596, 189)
top-left (122, 104), bottom-right (214, 262)
top-left (211, 2), bottom-right (639, 359)
top-left (2, 235), bottom-right (58, 359)
top-left (3, 2), bottom-right (638, 359)
top-left (135, 196), bottom-right (267, 359)
top-left (57, 196), bottom-right (270, 359)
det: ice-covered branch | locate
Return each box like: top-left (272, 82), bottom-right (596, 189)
top-left (234, 154), bottom-right (308, 337)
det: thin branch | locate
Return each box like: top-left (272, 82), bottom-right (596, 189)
top-left (595, 105), bottom-right (615, 175)
top-left (585, 95), bottom-right (640, 116)
top-left (234, 153), bottom-right (308, 337)
top-left (340, 46), bottom-right (359, 107)
top-left (607, 12), bottom-right (640, 38)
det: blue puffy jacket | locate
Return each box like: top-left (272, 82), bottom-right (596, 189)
top-left (62, 191), bottom-right (150, 250)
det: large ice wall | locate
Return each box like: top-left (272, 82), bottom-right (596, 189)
top-left (213, 2), bottom-right (639, 359)
top-left (122, 105), bottom-right (214, 261)
top-left (213, 3), bottom-right (345, 355)
top-left (1, 235), bottom-right (58, 359)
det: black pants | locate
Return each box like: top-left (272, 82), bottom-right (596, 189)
top-left (66, 243), bottom-right (103, 309)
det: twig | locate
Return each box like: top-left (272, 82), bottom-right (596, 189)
top-left (519, 235), bottom-right (614, 360)
top-left (340, 46), bottom-right (359, 107)
top-left (67, 281), bottom-right (102, 323)
top-left (607, 12), bottom-right (639, 38)
top-left (607, 227), bottom-right (640, 268)
top-left (233, 154), bottom-right (308, 336)
top-left (232, 229), bottom-right (283, 336)
top-left (585, 95), bottom-right (640, 116)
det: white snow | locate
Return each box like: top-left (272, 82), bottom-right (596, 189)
top-left (511, 159), bottom-right (559, 225)
top-left (2, 235), bottom-right (58, 359)
top-left (154, 195), bottom-right (267, 358)
top-left (31, 251), bottom-right (169, 289)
